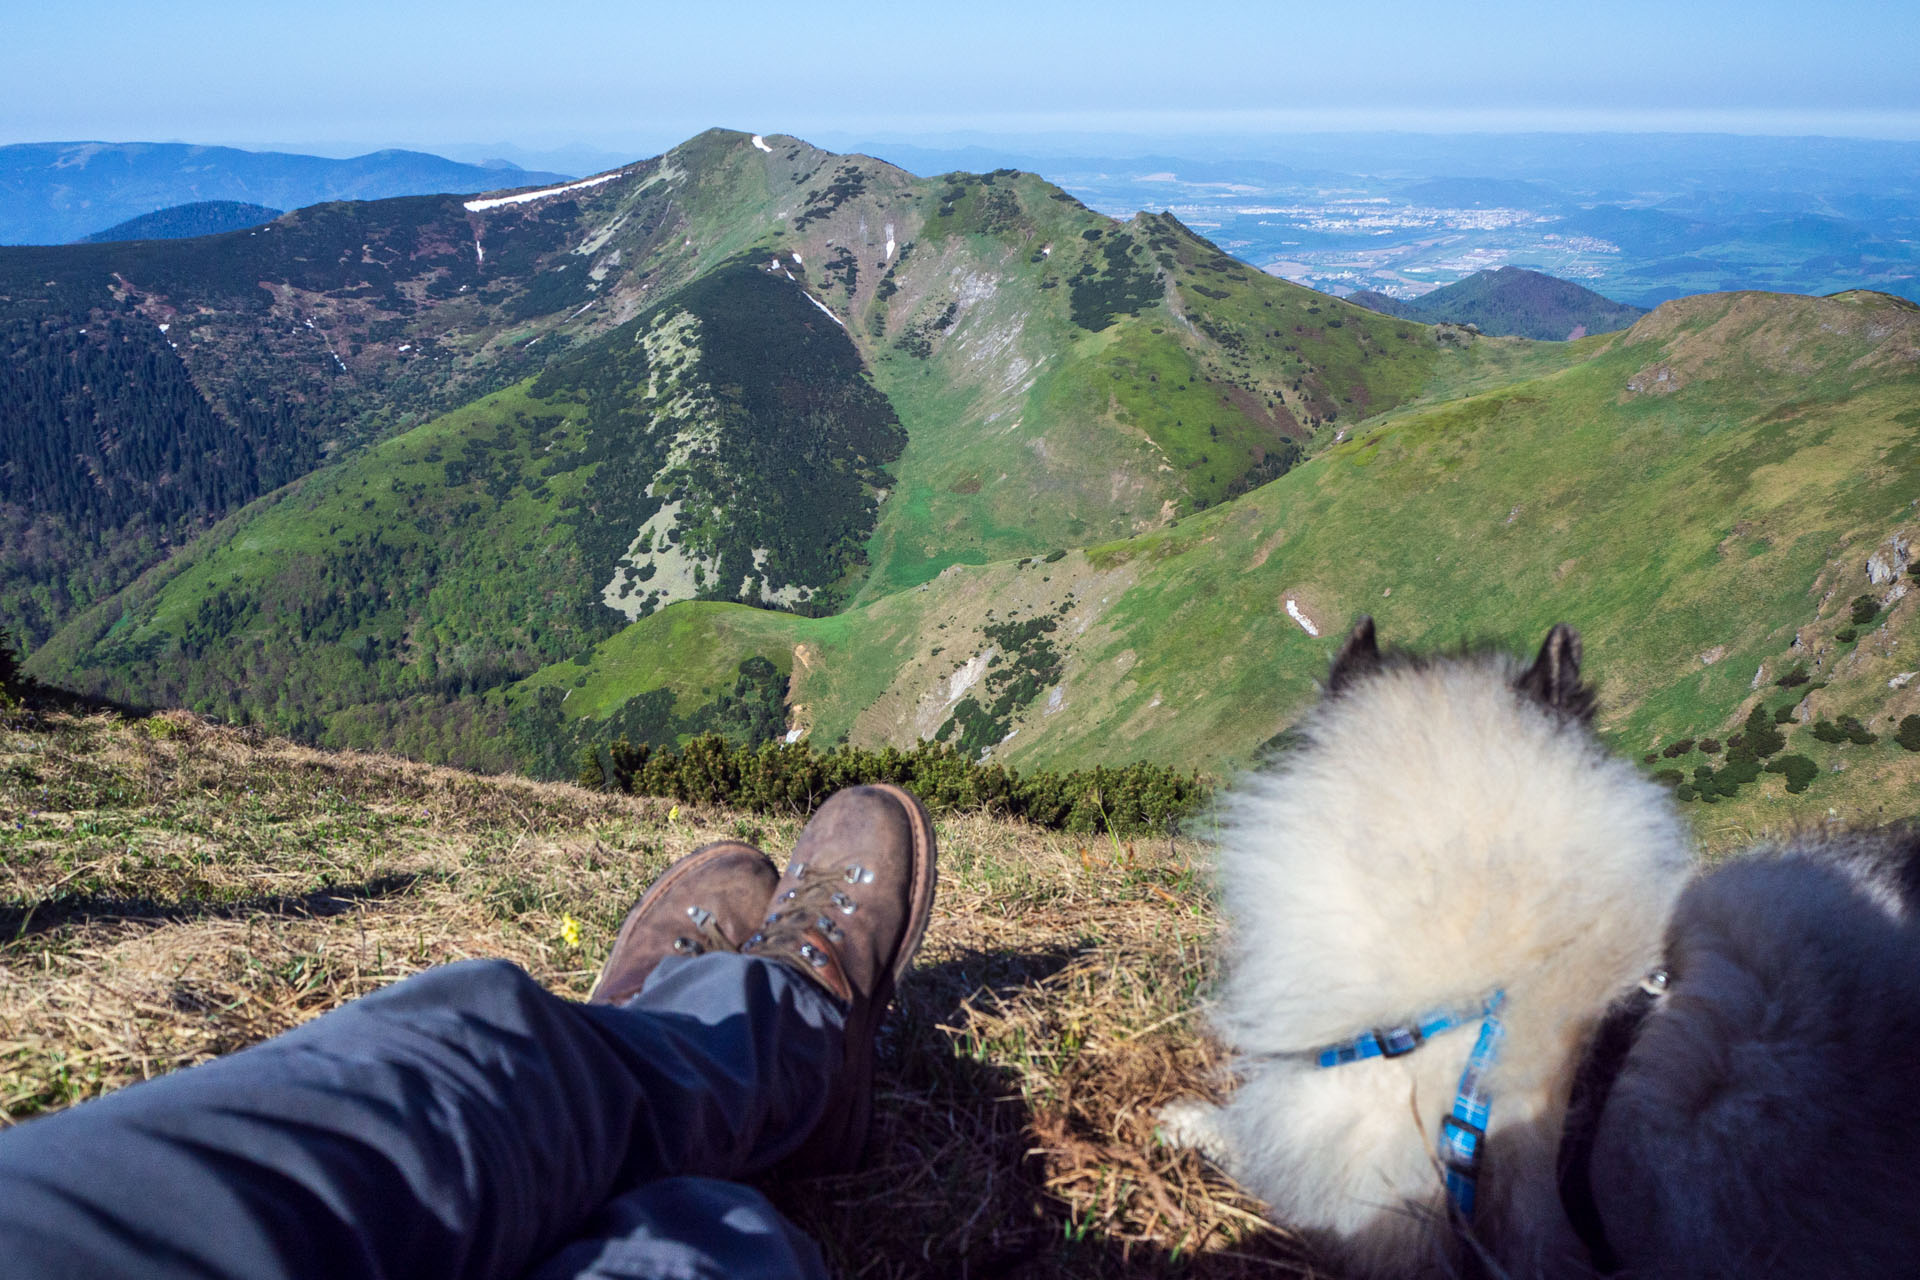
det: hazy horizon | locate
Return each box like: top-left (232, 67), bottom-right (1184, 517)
top-left (9, 0), bottom-right (1919, 165)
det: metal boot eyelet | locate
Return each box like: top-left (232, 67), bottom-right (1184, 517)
top-left (843, 864), bottom-right (875, 884)
top-left (672, 937), bottom-right (703, 954)
top-left (685, 905), bottom-right (714, 927)
top-left (831, 891), bottom-right (856, 915)
top-left (798, 942), bottom-right (829, 968)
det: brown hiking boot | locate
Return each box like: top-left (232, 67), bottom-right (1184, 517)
top-left (588, 840), bottom-right (779, 1008)
top-left (741, 784), bottom-right (938, 1172)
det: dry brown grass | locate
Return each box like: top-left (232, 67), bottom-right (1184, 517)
top-left (0, 710), bottom-right (1321, 1277)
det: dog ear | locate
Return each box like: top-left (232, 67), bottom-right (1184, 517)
top-left (1517, 623), bottom-right (1596, 719)
top-left (1328, 616), bottom-right (1382, 692)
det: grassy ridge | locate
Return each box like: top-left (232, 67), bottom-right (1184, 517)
top-left (530, 290), bottom-right (1920, 836)
top-left (853, 204), bottom-right (1448, 600)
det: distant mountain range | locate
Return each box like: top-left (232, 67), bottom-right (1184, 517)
top-left (81, 200), bottom-right (282, 242)
top-left (0, 142), bottom-right (572, 244)
top-left (844, 134), bottom-right (1920, 309)
top-left (1345, 267), bottom-right (1647, 340)
top-left (5, 129), bottom-right (1914, 832)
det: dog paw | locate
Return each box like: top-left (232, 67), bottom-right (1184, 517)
top-left (1157, 1097), bottom-right (1231, 1164)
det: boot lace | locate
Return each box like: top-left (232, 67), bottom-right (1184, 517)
top-left (743, 860), bottom-right (873, 971)
top-left (671, 903), bottom-right (748, 956)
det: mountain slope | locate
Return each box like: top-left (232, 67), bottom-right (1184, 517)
top-left (80, 201), bottom-right (282, 242)
top-left (26, 254), bottom-right (905, 753)
top-left (25, 131), bottom-right (1442, 753)
top-left (0, 183), bottom-right (619, 645)
top-left (1348, 267), bottom-right (1647, 339)
top-left (0, 142), bottom-right (570, 245)
top-left (5, 131), bottom-right (1433, 647)
top-left (502, 290), bottom-right (1920, 831)
top-left (26, 131), bottom-right (1443, 710)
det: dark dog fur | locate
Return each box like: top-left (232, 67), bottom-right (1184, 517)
top-left (1583, 826), bottom-right (1920, 1278)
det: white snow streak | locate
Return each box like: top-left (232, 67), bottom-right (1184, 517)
top-left (1285, 597), bottom-right (1320, 637)
top-left (801, 292), bottom-right (845, 328)
top-left (462, 170), bottom-right (627, 212)
top-left (791, 250), bottom-right (803, 264)
top-left (752, 135), bottom-right (773, 152)
top-left (884, 223), bottom-right (895, 261)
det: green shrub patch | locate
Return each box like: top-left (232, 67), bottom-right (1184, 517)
top-left (1764, 754), bottom-right (1819, 793)
top-left (580, 735), bottom-right (1209, 836)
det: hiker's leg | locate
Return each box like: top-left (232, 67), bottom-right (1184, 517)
top-left (526, 1176), bottom-right (829, 1280)
top-left (0, 952), bottom-right (844, 1280)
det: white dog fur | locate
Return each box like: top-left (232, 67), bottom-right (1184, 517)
top-left (1164, 620), bottom-right (1694, 1277)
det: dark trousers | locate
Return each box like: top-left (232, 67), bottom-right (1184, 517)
top-left (0, 954), bottom-right (842, 1279)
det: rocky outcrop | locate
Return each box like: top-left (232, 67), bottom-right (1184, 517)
top-left (1867, 533), bottom-right (1912, 585)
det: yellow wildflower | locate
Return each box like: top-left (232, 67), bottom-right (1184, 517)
top-left (559, 915), bottom-right (583, 949)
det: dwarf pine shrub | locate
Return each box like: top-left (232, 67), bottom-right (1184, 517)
top-left (1742, 702), bottom-right (1786, 757)
top-left (1764, 754), bottom-right (1819, 793)
top-left (1839, 715), bottom-right (1878, 746)
top-left (1900, 715), bottom-right (1920, 753)
top-left (580, 735), bottom-right (1209, 835)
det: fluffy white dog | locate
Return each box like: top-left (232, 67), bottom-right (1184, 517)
top-left (1164, 617), bottom-right (1691, 1275)
top-left (1165, 617), bottom-right (1920, 1278)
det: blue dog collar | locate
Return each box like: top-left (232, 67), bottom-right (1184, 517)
top-left (1310, 989), bottom-right (1508, 1220)
top-left (1311, 992), bottom-right (1505, 1068)
top-left (1438, 991), bottom-right (1507, 1217)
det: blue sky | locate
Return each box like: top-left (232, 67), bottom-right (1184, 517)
top-left (7, 0), bottom-right (1919, 158)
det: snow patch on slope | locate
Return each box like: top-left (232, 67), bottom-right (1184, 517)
top-left (801, 291), bottom-right (845, 328)
top-left (463, 170), bottom-right (627, 212)
top-left (752, 135), bottom-right (773, 153)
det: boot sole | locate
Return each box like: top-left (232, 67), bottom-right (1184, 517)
top-left (860, 783), bottom-right (940, 987)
